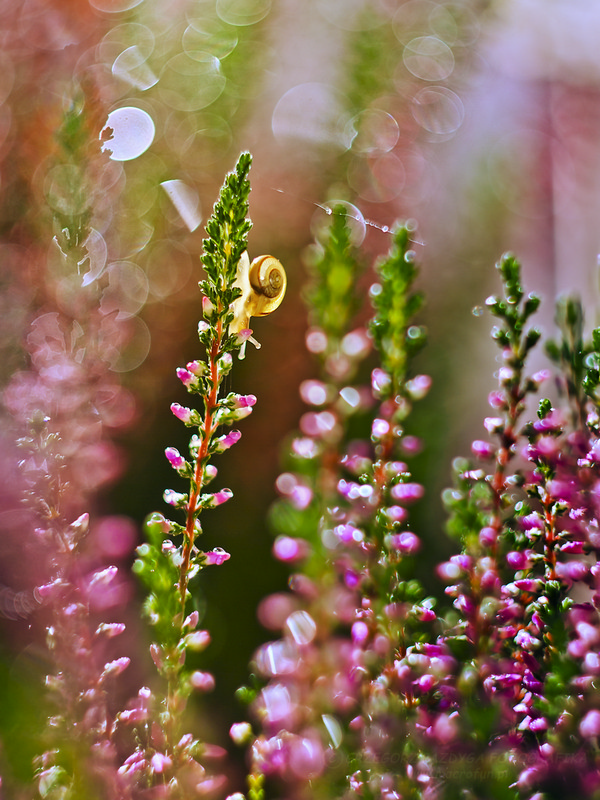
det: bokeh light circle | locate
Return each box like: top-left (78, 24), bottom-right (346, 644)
top-left (347, 152), bottom-right (406, 203)
top-left (403, 36), bottom-right (454, 81)
top-left (272, 83), bottom-right (348, 149)
top-left (346, 108), bottom-right (400, 155)
top-left (100, 261), bottom-right (149, 320)
top-left (216, 0), bottom-right (271, 26)
top-left (89, 0), bottom-right (144, 12)
top-left (316, 0), bottom-right (384, 31)
top-left (101, 106), bottom-right (155, 161)
top-left (159, 54), bottom-right (225, 112)
top-left (311, 201), bottom-right (366, 247)
top-left (411, 86), bottom-right (464, 136)
top-left (183, 19), bottom-right (238, 59)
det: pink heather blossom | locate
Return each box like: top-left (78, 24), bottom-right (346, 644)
top-left (203, 547), bottom-right (231, 565)
top-left (230, 722), bottom-right (253, 745)
top-left (186, 360), bottom-right (206, 376)
top-left (151, 753), bottom-right (172, 773)
top-left (165, 447), bottom-right (186, 470)
top-left (372, 368), bottom-right (391, 394)
top-left (176, 367), bottom-right (197, 389)
top-left (171, 402), bottom-right (194, 424)
top-left (102, 657), bottom-right (131, 678)
top-left (202, 296), bottom-right (216, 316)
top-left (87, 565), bottom-right (118, 591)
top-left (184, 630), bottom-right (211, 650)
top-left (579, 709), bottom-right (600, 738)
top-left (389, 531), bottom-right (420, 554)
top-left (163, 489), bottom-right (187, 507)
top-left (372, 418), bottom-right (390, 439)
top-left (385, 505), bottom-right (408, 523)
top-left (213, 430), bottom-right (241, 453)
top-left (300, 379), bottom-right (329, 406)
top-left (483, 416), bottom-right (503, 433)
top-left (273, 536), bottom-right (309, 562)
top-left (352, 621), bottom-right (369, 646)
top-left (191, 670), bottom-right (215, 691)
top-left (405, 374), bottom-right (432, 399)
top-left (390, 482), bottom-right (424, 503)
top-left (479, 526), bottom-right (497, 546)
top-left (472, 439), bottom-right (495, 459)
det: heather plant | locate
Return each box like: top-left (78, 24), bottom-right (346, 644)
top-left (235, 206), bottom-right (600, 800)
top-left (239, 214), bottom-right (442, 800)
top-left (0, 89), bottom-right (135, 799)
top-left (122, 153), bottom-right (285, 799)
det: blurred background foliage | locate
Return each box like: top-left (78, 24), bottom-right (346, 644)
top-left (2, 0), bottom-right (600, 790)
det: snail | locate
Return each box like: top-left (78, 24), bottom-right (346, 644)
top-left (229, 252), bottom-right (286, 358)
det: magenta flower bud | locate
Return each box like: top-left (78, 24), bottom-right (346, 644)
top-left (479, 526), bottom-right (497, 547)
top-left (405, 374), bottom-right (432, 400)
top-left (580, 709), bottom-right (600, 738)
top-left (96, 622), bottom-right (126, 638)
top-left (416, 674), bottom-right (436, 692)
top-left (183, 610), bottom-right (199, 631)
top-left (390, 482), bottom-right (424, 503)
top-left (163, 489), bottom-right (187, 507)
top-left (150, 644), bottom-right (163, 669)
top-left (483, 416), bottom-right (503, 433)
top-left (184, 630), bottom-right (211, 650)
top-left (437, 561), bottom-right (462, 581)
top-left (451, 554), bottom-right (472, 570)
top-left (213, 430), bottom-right (241, 453)
top-left (176, 367), bottom-right (196, 389)
top-left (472, 440), bottom-right (495, 460)
top-left (186, 360), bottom-right (206, 376)
top-left (151, 753), bottom-right (172, 774)
top-left (300, 379), bottom-right (329, 406)
top-left (372, 368), bottom-right (391, 394)
top-left (202, 295), bottom-right (216, 317)
top-left (191, 670), bottom-right (215, 691)
top-left (556, 560), bottom-right (589, 583)
top-left (102, 657), bottom-right (130, 678)
top-left (204, 547), bottom-right (230, 565)
top-left (273, 536), bottom-right (309, 563)
top-left (560, 540), bottom-right (585, 554)
top-left (165, 447), bottom-right (186, 470)
top-left (217, 352), bottom-right (233, 378)
top-left (506, 551), bottom-right (528, 570)
top-left (385, 505), bottom-right (408, 523)
top-left (170, 402), bottom-right (194, 424)
top-left (514, 578), bottom-right (543, 592)
top-left (306, 327), bottom-right (328, 353)
top-left (372, 418), bottom-right (390, 439)
top-left (290, 485), bottom-right (313, 510)
top-left (198, 320), bottom-right (210, 334)
top-left (204, 489), bottom-right (233, 509)
top-left (351, 621), bottom-right (369, 646)
top-left (230, 722), bottom-right (253, 745)
top-left (88, 565), bottom-right (118, 591)
top-left (521, 513), bottom-right (544, 531)
top-left (389, 531), bottom-right (420, 554)
top-left (532, 369), bottom-right (551, 384)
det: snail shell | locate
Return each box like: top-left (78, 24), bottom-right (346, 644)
top-left (249, 255), bottom-right (287, 307)
top-left (229, 252), bottom-right (286, 338)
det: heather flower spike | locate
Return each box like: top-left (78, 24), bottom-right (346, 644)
top-left (130, 154), bottom-right (280, 796)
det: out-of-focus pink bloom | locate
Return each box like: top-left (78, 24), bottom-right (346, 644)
top-left (203, 547), bottom-right (230, 565)
top-left (191, 671), bottom-right (215, 692)
top-left (171, 403), bottom-right (194, 424)
top-left (390, 482), bottom-right (424, 503)
top-left (212, 430), bottom-right (241, 453)
top-left (165, 447), bottom-right (186, 470)
top-left (273, 536), bottom-right (309, 563)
